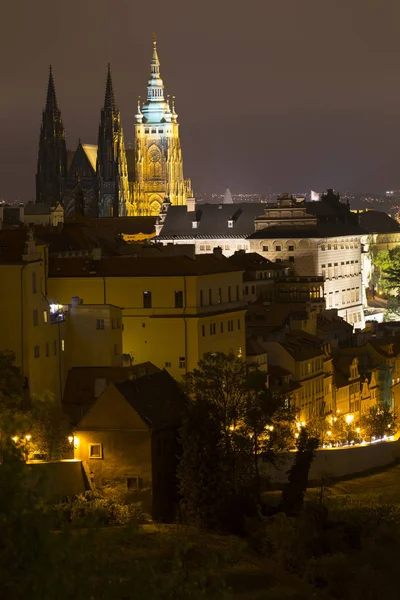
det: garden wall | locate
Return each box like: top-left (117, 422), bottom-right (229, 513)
top-left (263, 440), bottom-right (400, 484)
top-left (26, 459), bottom-right (88, 501)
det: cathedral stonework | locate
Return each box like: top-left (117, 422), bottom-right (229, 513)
top-left (35, 37), bottom-right (192, 217)
top-left (132, 37), bottom-right (192, 215)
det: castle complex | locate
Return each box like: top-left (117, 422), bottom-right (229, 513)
top-left (35, 37), bottom-right (193, 217)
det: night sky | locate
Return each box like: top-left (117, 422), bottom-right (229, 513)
top-left (1, 0), bottom-right (400, 201)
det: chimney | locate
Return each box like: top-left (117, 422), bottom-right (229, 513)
top-left (186, 197), bottom-right (196, 212)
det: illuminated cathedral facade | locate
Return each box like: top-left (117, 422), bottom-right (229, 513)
top-left (35, 37), bottom-right (193, 217)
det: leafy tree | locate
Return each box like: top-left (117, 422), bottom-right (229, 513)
top-left (29, 393), bottom-right (71, 460)
top-left (279, 428), bottom-right (319, 516)
top-left (361, 402), bottom-right (397, 441)
top-left (0, 350), bottom-right (28, 414)
top-left (178, 352), bottom-right (294, 530)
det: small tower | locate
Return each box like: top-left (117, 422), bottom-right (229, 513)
top-left (133, 35), bottom-right (193, 216)
top-left (35, 66), bottom-right (67, 207)
top-left (96, 64), bottom-right (130, 217)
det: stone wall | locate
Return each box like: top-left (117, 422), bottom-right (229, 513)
top-left (263, 440), bottom-right (400, 484)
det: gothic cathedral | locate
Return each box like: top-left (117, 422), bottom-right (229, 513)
top-left (35, 37), bottom-right (193, 217)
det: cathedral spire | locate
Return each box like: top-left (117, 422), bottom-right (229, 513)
top-left (36, 66), bottom-right (67, 206)
top-left (45, 65), bottom-right (58, 113)
top-left (104, 63), bottom-right (117, 113)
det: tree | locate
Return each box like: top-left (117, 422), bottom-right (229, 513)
top-left (371, 247), bottom-right (400, 295)
top-left (279, 428), bottom-right (319, 516)
top-left (361, 402), bottom-right (397, 441)
top-left (0, 350), bottom-right (28, 414)
top-left (178, 352), bottom-right (295, 530)
top-left (29, 393), bottom-right (71, 460)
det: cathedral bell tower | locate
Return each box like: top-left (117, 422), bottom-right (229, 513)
top-left (132, 35), bottom-right (193, 216)
top-left (96, 64), bottom-right (130, 217)
top-left (36, 67), bottom-right (67, 207)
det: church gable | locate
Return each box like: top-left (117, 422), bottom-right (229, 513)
top-left (67, 143), bottom-right (97, 179)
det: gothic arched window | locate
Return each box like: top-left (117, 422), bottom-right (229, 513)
top-left (148, 145), bottom-right (162, 178)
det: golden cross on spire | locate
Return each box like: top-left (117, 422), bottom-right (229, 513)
top-left (153, 32), bottom-right (157, 46)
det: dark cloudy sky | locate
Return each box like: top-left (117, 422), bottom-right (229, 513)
top-left (1, 0), bottom-right (400, 201)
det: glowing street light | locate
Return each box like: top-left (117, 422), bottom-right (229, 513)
top-left (25, 434), bottom-right (31, 442)
top-left (345, 414), bottom-right (354, 425)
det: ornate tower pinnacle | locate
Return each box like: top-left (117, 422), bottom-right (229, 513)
top-left (36, 66), bottom-right (67, 206)
top-left (141, 34), bottom-right (169, 123)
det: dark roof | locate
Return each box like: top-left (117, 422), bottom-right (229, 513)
top-left (35, 222), bottom-right (130, 256)
top-left (228, 252), bottom-right (281, 271)
top-left (63, 363), bottom-right (159, 425)
top-left (64, 216), bottom-right (156, 236)
top-left (3, 207), bottom-right (22, 225)
top-left (357, 210), bottom-right (400, 234)
top-left (49, 254), bottom-right (244, 277)
top-left (115, 370), bottom-right (187, 429)
top-left (0, 230), bottom-right (42, 264)
top-left (158, 203), bottom-right (264, 239)
top-left (317, 314), bottom-right (353, 333)
top-left (246, 337), bottom-right (267, 356)
top-left (248, 223), bottom-right (364, 239)
top-left (24, 203), bottom-right (51, 215)
top-left (268, 364), bottom-right (292, 377)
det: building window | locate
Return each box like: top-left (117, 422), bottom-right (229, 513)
top-left (61, 339), bottom-right (65, 351)
top-left (289, 256), bottom-right (295, 262)
top-left (88, 443), bottom-right (103, 459)
top-left (288, 245), bottom-right (294, 251)
top-left (262, 245), bottom-right (269, 252)
top-left (236, 285), bottom-right (239, 300)
top-left (202, 325), bottom-right (205, 337)
top-left (179, 357), bottom-right (186, 369)
top-left (228, 320), bottom-right (234, 332)
top-left (208, 289), bottom-right (212, 305)
top-left (220, 321), bottom-right (224, 333)
top-left (34, 345), bottom-right (40, 359)
top-left (43, 310), bottom-right (48, 324)
top-left (165, 361), bottom-right (172, 368)
top-left (96, 319), bottom-right (105, 330)
top-left (127, 476), bottom-right (141, 491)
top-left (114, 344), bottom-right (118, 355)
top-left (210, 323), bottom-right (216, 335)
top-left (228, 286), bottom-right (232, 302)
top-left (227, 220), bottom-right (234, 228)
top-left (275, 245), bottom-right (281, 251)
top-left (200, 290), bottom-right (204, 306)
top-left (32, 272), bottom-right (37, 294)
top-left (199, 245), bottom-right (205, 251)
top-left (237, 318), bottom-right (241, 330)
top-left (192, 221), bottom-right (198, 229)
top-left (275, 258), bottom-right (282, 263)
top-left (218, 288), bottom-right (222, 303)
top-left (145, 128), bottom-right (149, 134)
top-left (143, 291), bottom-right (152, 308)
top-left (53, 340), bottom-right (57, 355)
top-left (175, 290), bottom-right (183, 308)
top-left (33, 309), bottom-right (38, 326)
top-left (46, 342), bottom-right (49, 358)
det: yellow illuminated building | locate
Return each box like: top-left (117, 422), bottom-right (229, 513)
top-left (0, 231), bottom-right (62, 399)
top-left (47, 255), bottom-right (246, 381)
top-left (132, 36), bottom-right (193, 215)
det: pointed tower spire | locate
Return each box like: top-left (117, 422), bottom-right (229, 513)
top-left (141, 34), bottom-right (169, 123)
top-left (45, 65), bottom-right (59, 113)
top-left (104, 63), bottom-right (117, 113)
top-left (36, 66), bottom-right (67, 206)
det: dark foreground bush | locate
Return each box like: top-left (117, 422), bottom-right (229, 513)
top-left (55, 487), bottom-right (146, 528)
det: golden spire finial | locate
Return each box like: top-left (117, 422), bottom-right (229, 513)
top-left (153, 32), bottom-right (157, 46)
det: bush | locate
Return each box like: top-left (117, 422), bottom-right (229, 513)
top-left (55, 488), bottom-right (146, 528)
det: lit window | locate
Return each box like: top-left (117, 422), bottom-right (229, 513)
top-left (192, 221), bottom-right (198, 229)
top-left (61, 339), bottom-right (65, 351)
top-left (228, 220), bottom-right (234, 228)
top-left (89, 443), bottom-right (103, 459)
top-left (43, 310), bottom-right (48, 323)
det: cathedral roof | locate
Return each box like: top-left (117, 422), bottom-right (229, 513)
top-left (81, 145), bottom-right (98, 172)
top-left (357, 210), bottom-right (400, 234)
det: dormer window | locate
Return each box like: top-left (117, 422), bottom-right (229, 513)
top-left (228, 220), bottom-right (234, 228)
top-left (192, 221), bottom-right (198, 229)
